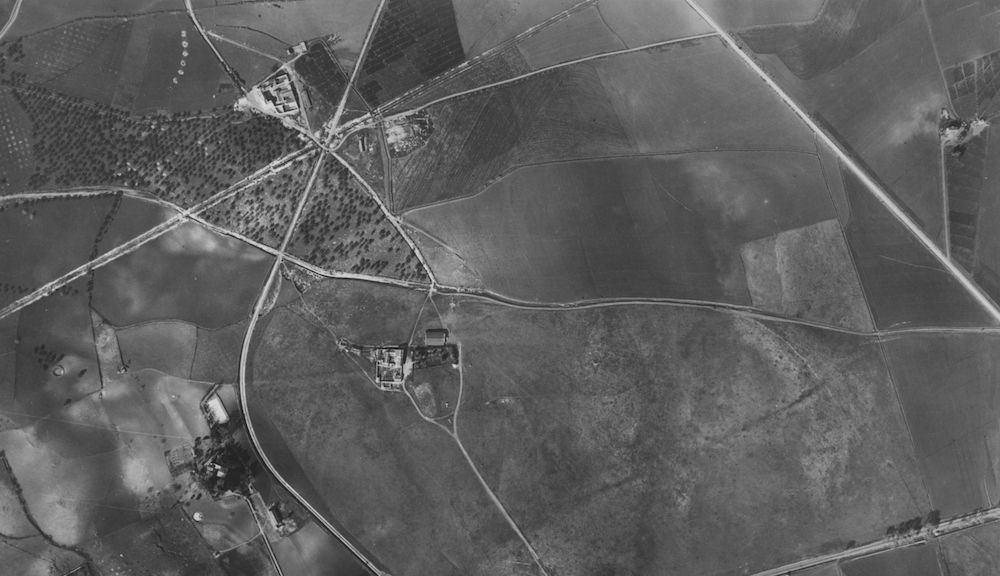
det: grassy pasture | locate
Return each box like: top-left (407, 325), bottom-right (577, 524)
top-left (191, 319), bottom-right (248, 384)
top-left (515, 4), bottom-right (625, 70)
top-left (840, 167), bottom-right (997, 328)
top-left (214, 35), bottom-right (280, 86)
top-left (0, 195), bottom-right (113, 307)
top-left (883, 333), bottom-right (1000, 516)
top-left (12, 278), bottom-right (101, 423)
top-left (597, 0), bottom-right (711, 48)
top-left (92, 221), bottom-right (273, 329)
top-left (116, 320), bottom-right (196, 378)
top-left (248, 306), bottom-right (528, 576)
top-left (841, 543), bottom-right (941, 576)
top-left (271, 521), bottom-right (370, 576)
top-left (406, 152), bottom-right (871, 330)
top-left (8, 0), bottom-right (183, 37)
top-left (743, 5), bottom-right (947, 243)
top-left (92, 507), bottom-right (225, 575)
top-left (440, 298), bottom-right (926, 575)
top-left (974, 126), bottom-right (1000, 303)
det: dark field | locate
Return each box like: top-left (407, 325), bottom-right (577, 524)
top-left (841, 543), bottom-right (940, 576)
top-left (292, 40), bottom-right (350, 130)
top-left (883, 333), bottom-right (1000, 516)
top-left (288, 160), bottom-right (427, 281)
top-left (975, 125), bottom-right (1000, 304)
top-left (840, 168), bottom-right (997, 328)
top-left (355, 0), bottom-right (466, 107)
top-left (391, 37), bottom-right (815, 210)
top-left (742, 2), bottom-right (949, 244)
top-left (439, 297), bottom-right (927, 575)
top-left (407, 152), bottom-right (871, 330)
top-left (92, 221), bottom-right (273, 329)
top-left (248, 306), bottom-right (527, 576)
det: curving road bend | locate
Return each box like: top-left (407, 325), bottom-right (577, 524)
top-left (0, 0), bottom-right (22, 42)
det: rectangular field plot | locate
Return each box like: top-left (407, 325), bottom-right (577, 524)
top-left (0, 89), bottom-right (33, 194)
top-left (884, 333), bottom-right (1000, 516)
top-left (740, 2), bottom-right (949, 243)
top-left (925, 0), bottom-right (1000, 70)
top-left (390, 36), bottom-right (816, 211)
top-left (840, 167), bottom-right (997, 328)
top-left (291, 40), bottom-right (350, 129)
top-left (406, 152), bottom-right (874, 330)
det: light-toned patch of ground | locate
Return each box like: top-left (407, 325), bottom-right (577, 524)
top-left (117, 320), bottom-right (197, 379)
top-left (741, 218), bottom-right (872, 331)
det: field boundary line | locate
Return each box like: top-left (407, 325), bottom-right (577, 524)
top-left (400, 145), bottom-right (820, 215)
top-left (377, 31), bottom-right (719, 124)
top-left (684, 0), bottom-right (1000, 324)
top-left (236, 154), bottom-right (393, 576)
top-left (0, 146), bottom-right (315, 321)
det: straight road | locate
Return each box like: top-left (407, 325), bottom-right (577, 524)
top-left (0, 0), bottom-right (22, 42)
top-left (684, 0), bottom-right (1000, 325)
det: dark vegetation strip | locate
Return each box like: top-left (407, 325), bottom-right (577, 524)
top-left (0, 451), bottom-right (94, 566)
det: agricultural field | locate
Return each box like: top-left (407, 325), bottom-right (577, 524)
top-left (291, 38), bottom-right (350, 129)
top-left (739, 0), bottom-right (949, 244)
top-left (190, 319), bottom-right (249, 384)
top-left (92, 220), bottom-right (273, 329)
top-left (882, 333), bottom-right (1000, 516)
top-left (839, 167), bottom-right (998, 328)
top-left (840, 543), bottom-right (940, 576)
top-left (204, 151), bottom-right (320, 250)
top-left (937, 521), bottom-right (1000, 574)
top-left (701, 0), bottom-right (826, 29)
top-left (924, 0), bottom-right (1000, 71)
top-left (10, 82), bottom-right (304, 209)
top-left (354, 0), bottom-right (466, 108)
top-left (406, 152), bottom-right (872, 330)
top-left (390, 36), bottom-right (815, 211)
top-left (117, 320), bottom-right (197, 378)
top-left (433, 295), bottom-right (924, 574)
top-left (287, 159), bottom-right (428, 281)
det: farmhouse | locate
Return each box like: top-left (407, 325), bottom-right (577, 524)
top-left (373, 347), bottom-right (410, 391)
top-left (258, 72), bottom-right (301, 116)
top-left (425, 328), bottom-right (448, 347)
